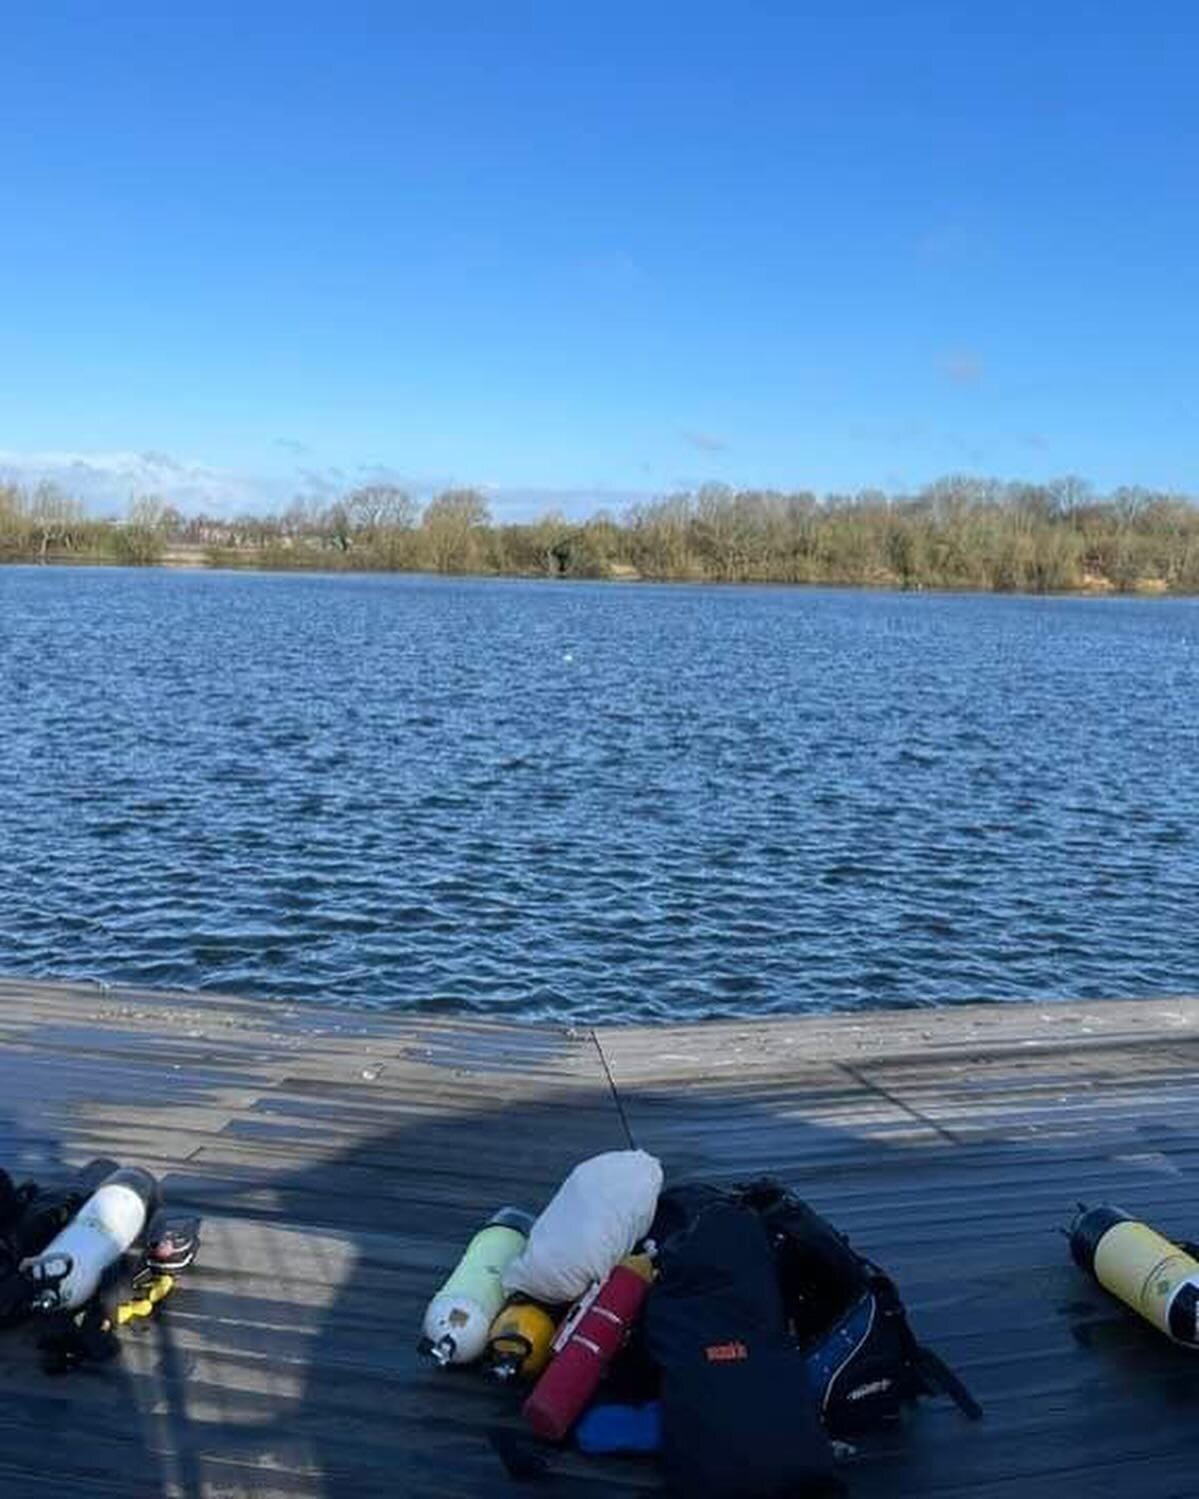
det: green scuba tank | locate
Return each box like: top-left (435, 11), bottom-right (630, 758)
top-left (419, 1208), bottom-right (534, 1366)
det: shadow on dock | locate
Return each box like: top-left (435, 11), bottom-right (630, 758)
top-left (5, 987), bottom-right (1199, 1496)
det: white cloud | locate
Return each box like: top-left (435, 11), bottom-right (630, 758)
top-left (0, 449), bottom-right (657, 522)
top-left (0, 449), bottom-right (291, 517)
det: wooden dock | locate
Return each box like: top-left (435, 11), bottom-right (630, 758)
top-left (3, 978), bottom-right (1199, 1497)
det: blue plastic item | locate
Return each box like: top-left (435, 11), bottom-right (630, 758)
top-left (575, 1401), bottom-right (662, 1455)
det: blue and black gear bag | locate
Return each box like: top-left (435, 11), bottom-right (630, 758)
top-left (651, 1178), bottom-right (981, 1438)
top-left (647, 1201), bottom-right (844, 1498)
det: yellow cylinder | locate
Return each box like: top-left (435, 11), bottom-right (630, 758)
top-left (486, 1298), bottom-right (559, 1381)
top-left (1093, 1220), bottom-right (1199, 1340)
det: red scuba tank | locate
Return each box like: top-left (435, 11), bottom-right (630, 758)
top-left (522, 1255), bottom-right (652, 1442)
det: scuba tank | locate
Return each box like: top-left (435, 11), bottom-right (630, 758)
top-left (39, 1200), bottom-right (201, 1375)
top-left (1070, 1203), bottom-right (1199, 1346)
top-left (420, 1208), bottom-right (534, 1366)
top-left (485, 1297), bottom-right (559, 1382)
top-left (523, 1254), bottom-right (654, 1442)
top-left (2, 1159), bottom-right (123, 1326)
top-left (20, 1167), bottom-right (159, 1314)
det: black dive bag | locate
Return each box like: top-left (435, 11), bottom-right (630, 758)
top-left (646, 1202), bottom-right (844, 1499)
top-left (0, 1160), bottom-right (122, 1327)
top-left (0, 1170), bottom-right (84, 1325)
top-left (743, 1179), bottom-right (981, 1433)
top-left (652, 1179), bottom-right (981, 1437)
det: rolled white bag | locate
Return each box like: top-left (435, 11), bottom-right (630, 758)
top-left (502, 1149), bottom-right (663, 1305)
top-left (22, 1166), bottom-right (160, 1312)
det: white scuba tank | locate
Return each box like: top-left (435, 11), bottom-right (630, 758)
top-left (22, 1166), bottom-right (159, 1312)
top-left (420, 1208), bottom-right (534, 1365)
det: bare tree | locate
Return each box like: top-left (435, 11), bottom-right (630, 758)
top-left (344, 484), bottom-right (418, 538)
top-left (422, 489), bottom-right (492, 572)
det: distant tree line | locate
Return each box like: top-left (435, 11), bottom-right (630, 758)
top-left (4, 475), bottom-right (1199, 593)
top-left (0, 486), bottom-right (179, 567)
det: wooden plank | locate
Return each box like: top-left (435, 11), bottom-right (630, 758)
top-left (596, 1005), bottom-right (1199, 1499)
top-left (3, 979), bottom-right (1199, 1496)
top-left (0, 980), bottom-right (633, 1498)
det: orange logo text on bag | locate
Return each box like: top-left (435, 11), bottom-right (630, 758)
top-left (704, 1340), bottom-right (748, 1363)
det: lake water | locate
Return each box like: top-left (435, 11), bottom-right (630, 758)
top-left (1, 566), bottom-right (1196, 1021)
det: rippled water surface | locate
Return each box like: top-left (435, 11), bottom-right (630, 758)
top-left (1, 566), bottom-right (1197, 1020)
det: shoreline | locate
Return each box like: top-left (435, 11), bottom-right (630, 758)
top-left (5, 969), bottom-right (1197, 1038)
top-left (0, 553), bottom-right (1189, 598)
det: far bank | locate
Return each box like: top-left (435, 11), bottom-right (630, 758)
top-left (5, 476), bottom-right (1199, 595)
top-left (0, 546), bottom-right (1191, 597)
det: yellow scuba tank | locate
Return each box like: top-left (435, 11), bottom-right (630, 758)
top-left (1070, 1203), bottom-right (1199, 1346)
top-left (420, 1208), bottom-right (535, 1366)
top-left (485, 1297), bottom-right (558, 1382)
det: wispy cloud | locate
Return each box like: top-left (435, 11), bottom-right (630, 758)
top-left (353, 461), bottom-right (434, 487)
top-left (294, 466), bottom-right (342, 499)
top-left (938, 349), bottom-right (985, 387)
top-left (275, 437), bottom-right (312, 458)
top-left (0, 449), bottom-right (657, 523)
top-left (1018, 431), bottom-right (1051, 452)
top-left (139, 449), bottom-right (184, 472)
top-left (680, 429), bottom-right (728, 453)
top-left (0, 449), bottom-right (290, 516)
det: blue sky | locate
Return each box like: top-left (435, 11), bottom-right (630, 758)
top-left (2, 2), bottom-right (1197, 516)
